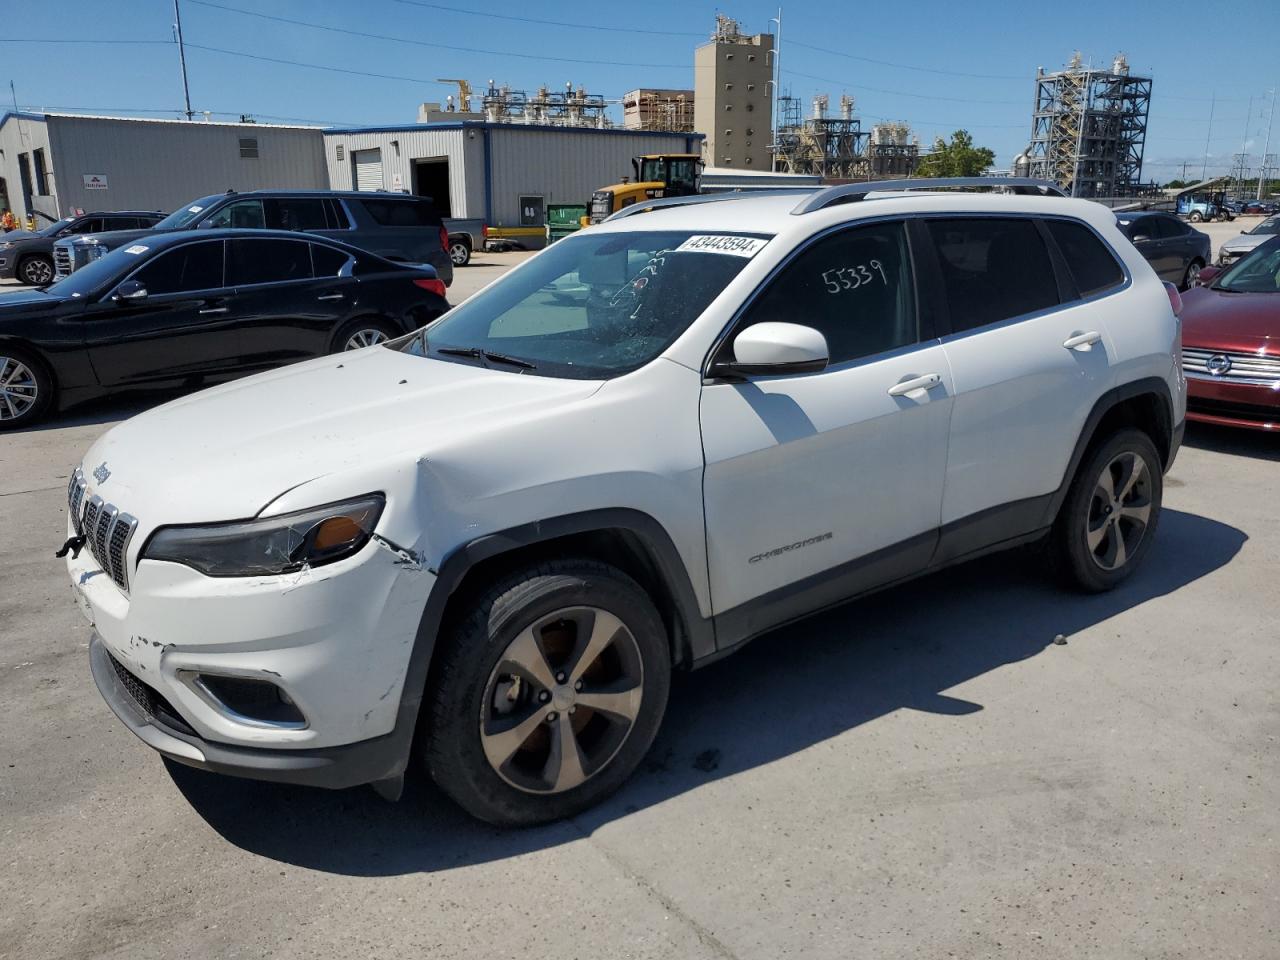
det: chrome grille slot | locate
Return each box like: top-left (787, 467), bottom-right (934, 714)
top-left (67, 471), bottom-right (86, 535)
top-left (66, 469), bottom-right (138, 592)
top-left (53, 244), bottom-right (73, 278)
top-left (1183, 347), bottom-right (1280, 385)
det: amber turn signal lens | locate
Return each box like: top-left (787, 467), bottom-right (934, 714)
top-left (311, 515), bottom-right (364, 551)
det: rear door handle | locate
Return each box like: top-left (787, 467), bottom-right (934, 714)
top-left (887, 373), bottom-right (942, 397)
top-left (316, 293), bottom-right (344, 301)
top-left (198, 306), bottom-right (228, 315)
top-left (1063, 331), bottom-right (1102, 351)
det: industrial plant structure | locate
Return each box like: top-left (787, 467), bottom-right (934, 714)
top-left (623, 89), bottom-right (695, 133)
top-left (694, 15), bottom-right (774, 168)
top-left (772, 94), bottom-right (917, 179)
top-left (1025, 53), bottom-right (1151, 198)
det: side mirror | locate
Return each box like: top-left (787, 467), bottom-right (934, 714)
top-left (1196, 265), bottom-right (1221, 285)
top-left (713, 322), bottom-right (829, 378)
top-left (114, 280), bottom-right (148, 301)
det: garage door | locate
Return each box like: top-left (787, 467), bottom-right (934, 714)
top-left (352, 148), bottom-right (383, 191)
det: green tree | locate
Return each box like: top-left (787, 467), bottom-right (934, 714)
top-left (913, 130), bottom-right (996, 178)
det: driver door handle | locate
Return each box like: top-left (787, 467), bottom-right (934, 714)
top-left (887, 373), bottom-right (942, 397)
top-left (316, 293), bottom-right (344, 301)
top-left (198, 306), bottom-right (228, 315)
top-left (1063, 330), bottom-right (1102, 351)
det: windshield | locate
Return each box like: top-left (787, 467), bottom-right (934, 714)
top-left (152, 195), bottom-right (222, 231)
top-left (37, 218), bottom-right (75, 237)
top-left (1248, 215), bottom-right (1280, 236)
top-left (1214, 236), bottom-right (1280, 293)
top-left (396, 230), bottom-right (770, 378)
top-left (42, 246), bottom-right (138, 299)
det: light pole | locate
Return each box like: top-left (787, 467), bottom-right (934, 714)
top-left (1258, 85), bottom-right (1275, 202)
top-left (770, 8), bottom-right (781, 173)
top-left (174, 0), bottom-right (194, 120)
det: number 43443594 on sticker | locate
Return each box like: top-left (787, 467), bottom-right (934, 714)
top-left (822, 259), bottom-right (887, 294)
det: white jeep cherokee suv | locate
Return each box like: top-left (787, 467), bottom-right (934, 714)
top-left (65, 179), bottom-right (1186, 825)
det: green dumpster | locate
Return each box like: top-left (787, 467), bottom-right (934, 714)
top-left (546, 203), bottom-right (587, 244)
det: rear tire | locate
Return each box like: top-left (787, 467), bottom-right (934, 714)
top-left (448, 240), bottom-right (471, 266)
top-left (0, 346), bottom-right (54, 430)
top-left (17, 254), bottom-right (54, 286)
top-left (424, 559), bottom-right (671, 826)
top-left (1049, 428), bottom-right (1163, 593)
top-left (331, 317), bottom-right (398, 352)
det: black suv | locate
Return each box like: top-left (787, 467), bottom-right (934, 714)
top-left (53, 191), bottom-right (454, 287)
top-left (1, 211), bottom-right (163, 285)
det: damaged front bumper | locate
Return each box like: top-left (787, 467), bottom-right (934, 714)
top-left (89, 632), bottom-right (415, 789)
top-left (70, 511), bottom-right (439, 789)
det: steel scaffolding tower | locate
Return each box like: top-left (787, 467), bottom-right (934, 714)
top-left (773, 93), bottom-right (871, 178)
top-left (1028, 53), bottom-right (1151, 197)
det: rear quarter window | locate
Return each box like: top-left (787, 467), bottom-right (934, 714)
top-left (359, 198), bottom-right (441, 228)
top-left (924, 218), bottom-right (1059, 332)
top-left (1045, 220), bottom-right (1125, 297)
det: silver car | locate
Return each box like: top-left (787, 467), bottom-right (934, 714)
top-left (1217, 215), bottom-right (1280, 266)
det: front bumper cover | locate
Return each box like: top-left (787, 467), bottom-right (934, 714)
top-left (90, 631), bottom-right (414, 790)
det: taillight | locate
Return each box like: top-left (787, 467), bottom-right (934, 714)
top-left (439, 226), bottom-right (449, 252)
top-left (1163, 281), bottom-right (1183, 317)
top-left (413, 277), bottom-right (447, 297)
top-left (482, 224), bottom-right (488, 239)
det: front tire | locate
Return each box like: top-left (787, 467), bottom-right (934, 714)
top-left (1049, 428), bottom-right (1163, 592)
top-left (1183, 258), bottom-right (1203, 289)
top-left (1188, 210), bottom-right (1203, 223)
top-left (0, 347), bottom-right (53, 430)
top-left (448, 239), bottom-right (471, 266)
top-left (18, 254), bottom-right (54, 286)
top-left (425, 560), bottom-right (671, 826)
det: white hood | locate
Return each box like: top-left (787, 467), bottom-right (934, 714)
top-left (1220, 233), bottom-right (1270, 255)
top-left (78, 347), bottom-right (602, 524)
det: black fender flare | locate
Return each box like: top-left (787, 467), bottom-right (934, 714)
top-left (383, 508), bottom-right (713, 771)
top-left (1040, 375), bottom-right (1176, 528)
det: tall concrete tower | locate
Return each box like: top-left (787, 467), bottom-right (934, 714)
top-left (694, 15), bottom-right (774, 168)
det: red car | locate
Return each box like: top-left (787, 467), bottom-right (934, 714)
top-left (1180, 235), bottom-right (1280, 430)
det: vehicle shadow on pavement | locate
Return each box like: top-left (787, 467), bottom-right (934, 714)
top-left (169, 507), bottom-right (1245, 875)
top-left (1183, 422), bottom-right (1279, 462)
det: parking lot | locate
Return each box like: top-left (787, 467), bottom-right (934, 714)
top-left (0, 218), bottom-right (1276, 959)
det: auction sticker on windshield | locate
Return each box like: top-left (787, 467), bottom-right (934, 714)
top-left (676, 235), bottom-right (769, 257)
top-left (124, 245), bottom-right (149, 255)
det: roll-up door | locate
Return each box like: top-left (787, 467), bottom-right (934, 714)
top-left (353, 148), bottom-right (383, 191)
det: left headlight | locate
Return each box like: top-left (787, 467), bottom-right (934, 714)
top-left (0, 241), bottom-right (13, 250)
top-left (142, 494), bottom-right (385, 577)
top-left (83, 240), bottom-right (109, 262)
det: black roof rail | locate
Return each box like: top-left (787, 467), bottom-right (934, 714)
top-left (604, 188), bottom-right (820, 222)
top-left (790, 177), bottom-right (1067, 215)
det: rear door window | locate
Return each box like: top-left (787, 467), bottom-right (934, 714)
top-left (1044, 220), bottom-right (1125, 297)
top-left (312, 243), bottom-right (353, 277)
top-left (325, 199), bottom-right (353, 229)
top-left (924, 218), bottom-right (1059, 332)
top-left (267, 198), bottom-right (329, 232)
top-left (131, 241), bottom-right (225, 295)
top-left (227, 238), bottom-right (314, 286)
top-left (359, 198), bottom-right (441, 227)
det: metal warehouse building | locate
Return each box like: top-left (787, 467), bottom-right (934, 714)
top-left (323, 122), bottom-right (700, 246)
top-left (0, 112), bottom-right (327, 224)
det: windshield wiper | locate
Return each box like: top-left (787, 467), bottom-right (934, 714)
top-left (436, 346), bottom-right (537, 370)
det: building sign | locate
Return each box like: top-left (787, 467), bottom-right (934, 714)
top-left (391, 173), bottom-right (404, 191)
top-left (83, 174), bottom-right (109, 190)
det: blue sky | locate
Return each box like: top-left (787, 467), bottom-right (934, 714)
top-left (6, 0), bottom-right (1278, 182)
